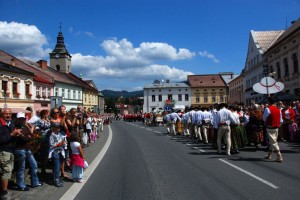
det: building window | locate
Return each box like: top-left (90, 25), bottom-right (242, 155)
top-left (56, 65), bottom-right (60, 71)
top-left (12, 82), bottom-right (18, 94)
top-left (158, 94), bottom-right (162, 102)
top-left (68, 90), bottom-right (71, 99)
top-left (73, 90), bottom-right (76, 99)
top-left (212, 89), bottom-right (215, 91)
top-left (270, 65), bottom-right (273, 73)
top-left (276, 62), bottom-right (281, 79)
top-left (42, 88), bottom-right (46, 97)
top-left (284, 58), bottom-right (289, 77)
top-left (212, 96), bottom-right (216, 102)
top-left (292, 53), bottom-right (299, 73)
top-left (152, 95), bottom-right (155, 102)
top-left (2, 80), bottom-right (8, 92)
top-left (185, 94), bottom-right (189, 101)
top-left (220, 89), bottom-right (223, 91)
top-left (36, 86), bottom-right (40, 97)
top-left (78, 91), bottom-right (81, 100)
top-left (220, 97), bottom-right (224, 102)
top-left (152, 90), bottom-right (155, 92)
top-left (196, 96), bottom-right (200, 103)
top-left (55, 88), bottom-right (59, 96)
top-left (185, 89), bottom-right (188, 91)
top-left (204, 96), bottom-right (208, 103)
top-left (168, 94), bottom-right (172, 100)
top-left (47, 88), bottom-right (50, 97)
top-left (62, 89), bottom-right (65, 97)
top-left (25, 84), bottom-right (30, 95)
top-left (169, 89), bottom-right (171, 92)
top-left (159, 90), bottom-right (161, 92)
top-left (179, 89), bottom-right (181, 91)
top-left (178, 94), bottom-right (182, 101)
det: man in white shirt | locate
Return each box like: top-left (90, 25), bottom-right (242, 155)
top-left (194, 108), bottom-right (203, 142)
top-left (188, 107), bottom-right (196, 139)
top-left (200, 107), bottom-right (212, 144)
top-left (216, 103), bottom-right (239, 155)
top-left (163, 111), bottom-right (171, 134)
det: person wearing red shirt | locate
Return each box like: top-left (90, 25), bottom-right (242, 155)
top-left (263, 97), bottom-right (283, 162)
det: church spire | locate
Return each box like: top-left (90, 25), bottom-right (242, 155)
top-left (52, 23), bottom-right (69, 54)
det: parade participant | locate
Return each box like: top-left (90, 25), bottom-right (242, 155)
top-left (282, 101), bottom-right (295, 142)
top-left (0, 108), bottom-right (22, 199)
top-left (263, 97), bottom-right (283, 162)
top-left (211, 104), bottom-right (219, 148)
top-left (170, 110), bottom-right (181, 135)
top-left (216, 103), bottom-right (239, 156)
top-left (70, 131), bottom-right (85, 183)
top-left (181, 112), bottom-right (188, 136)
top-left (163, 111), bottom-right (171, 134)
top-left (188, 107), bottom-right (196, 139)
top-left (194, 108), bottom-right (203, 142)
top-left (49, 123), bottom-right (66, 187)
top-left (200, 107), bottom-right (212, 144)
top-left (229, 106), bottom-right (242, 153)
top-left (248, 104), bottom-right (264, 150)
top-left (14, 112), bottom-right (43, 191)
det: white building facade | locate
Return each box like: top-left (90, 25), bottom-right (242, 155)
top-left (242, 30), bottom-right (284, 105)
top-left (143, 80), bottom-right (191, 113)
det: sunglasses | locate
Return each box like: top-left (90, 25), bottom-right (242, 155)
top-left (54, 111), bottom-right (59, 114)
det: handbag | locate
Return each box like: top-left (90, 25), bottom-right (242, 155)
top-left (84, 160), bottom-right (89, 169)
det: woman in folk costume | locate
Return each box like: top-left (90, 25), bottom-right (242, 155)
top-left (236, 107), bottom-right (249, 147)
top-left (281, 101), bottom-right (295, 142)
top-left (247, 104), bottom-right (264, 150)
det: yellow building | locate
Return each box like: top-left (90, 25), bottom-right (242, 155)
top-left (188, 74), bottom-right (228, 107)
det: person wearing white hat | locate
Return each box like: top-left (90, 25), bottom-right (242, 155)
top-left (263, 98), bottom-right (284, 162)
top-left (14, 112), bottom-right (43, 191)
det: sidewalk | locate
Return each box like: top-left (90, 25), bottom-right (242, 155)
top-left (8, 126), bottom-right (109, 200)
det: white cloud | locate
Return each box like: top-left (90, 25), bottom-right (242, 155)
top-left (0, 21), bottom-right (50, 60)
top-left (199, 50), bottom-right (220, 63)
top-left (0, 22), bottom-right (195, 91)
top-left (84, 31), bottom-right (94, 38)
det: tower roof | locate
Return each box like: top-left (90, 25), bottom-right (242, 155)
top-left (51, 31), bottom-right (70, 54)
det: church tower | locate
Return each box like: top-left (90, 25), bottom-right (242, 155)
top-left (50, 24), bottom-right (72, 73)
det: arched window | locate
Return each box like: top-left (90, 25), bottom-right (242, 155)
top-left (56, 65), bottom-right (60, 71)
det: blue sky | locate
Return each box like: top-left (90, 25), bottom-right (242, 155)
top-left (0, 0), bottom-right (299, 91)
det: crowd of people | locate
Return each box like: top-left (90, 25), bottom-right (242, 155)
top-left (162, 98), bottom-right (300, 161)
top-left (0, 105), bottom-right (113, 200)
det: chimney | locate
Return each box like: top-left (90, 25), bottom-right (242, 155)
top-left (11, 59), bottom-right (15, 66)
top-left (38, 60), bottom-right (47, 69)
top-left (231, 73), bottom-right (233, 79)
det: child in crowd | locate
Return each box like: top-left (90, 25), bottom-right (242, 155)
top-left (70, 132), bottom-right (85, 183)
top-left (49, 123), bottom-right (66, 187)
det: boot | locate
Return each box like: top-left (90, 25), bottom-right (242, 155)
top-left (54, 178), bottom-right (63, 187)
top-left (264, 150), bottom-right (273, 159)
top-left (275, 151), bottom-right (283, 163)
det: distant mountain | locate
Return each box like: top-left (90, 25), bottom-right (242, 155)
top-left (101, 90), bottom-right (143, 98)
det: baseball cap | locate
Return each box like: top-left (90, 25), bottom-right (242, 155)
top-left (17, 112), bottom-right (26, 118)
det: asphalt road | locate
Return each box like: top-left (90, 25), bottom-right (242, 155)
top-left (74, 120), bottom-right (300, 200)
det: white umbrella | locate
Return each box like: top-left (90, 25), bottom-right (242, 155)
top-left (253, 77), bottom-right (284, 94)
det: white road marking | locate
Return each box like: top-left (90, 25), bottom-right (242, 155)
top-left (60, 126), bottom-right (113, 200)
top-left (219, 159), bottom-right (279, 189)
top-left (154, 131), bottom-right (161, 134)
top-left (199, 149), bottom-right (206, 152)
top-left (146, 128), bottom-right (152, 131)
